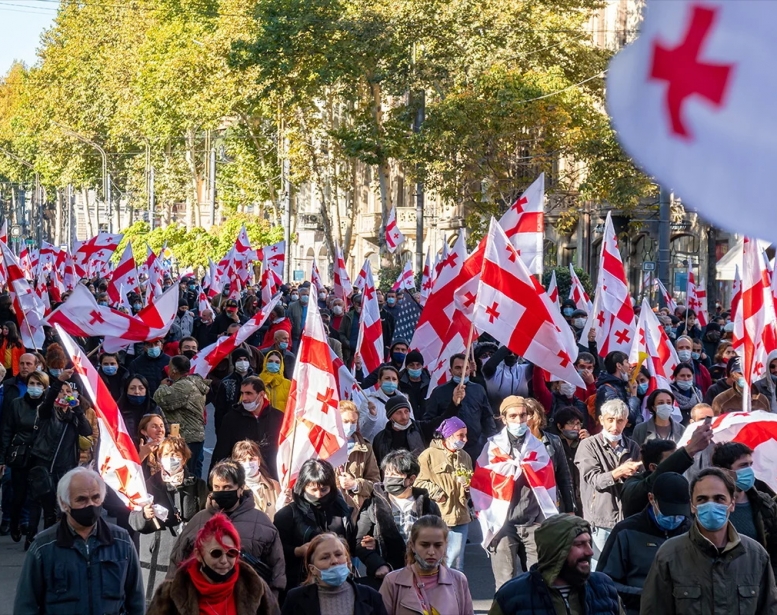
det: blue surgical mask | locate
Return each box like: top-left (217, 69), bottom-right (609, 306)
top-left (343, 422), bottom-right (357, 438)
top-left (133, 303), bottom-right (142, 311)
top-left (49, 368), bottom-right (62, 377)
top-left (675, 379), bottom-right (693, 391)
top-left (300, 295), bottom-right (309, 305)
top-left (637, 382), bottom-right (649, 396)
top-left (408, 368), bottom-right (423, 379)
top-left (695, 501), bottom-right (730, 531)
top-left (98, 301), bottom-right (108, 306)
top-left (147, 346), bottom-right (161, 358)
top-left (27, 385), bottom-right (44, 399)
top-left (736, 467), bottom-right (756, 492)
top-left (279, 342), bottom-right (288, 351)
top-left (562, 307), bottom-right (574, 317)
top-left (381, 382), bottom-right (398, 395)
top-left (452, 376), bottom-right (469, 385)
top-left (317, 563), bottom-right (350, 587)
top-left (387, 298), bottom-right (396, 306)
top-left (507, 422), bottom-right (528, 437)
top-left (102, 365), bottom-right (118, 376)
top-left (691, 352), bottom-right (701, 361)
top-left (128, 394), bottom-right (146, 405)
top-left (265, 362), bottom-right (281, 374)
top-left (737, 377), bottom-right (747, 389)
top-left (677, 349), bottom-right (692, 362)
top-left (651, 504), bottom-right (685, 531)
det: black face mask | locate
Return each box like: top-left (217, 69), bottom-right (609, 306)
top-left (182, 350), bottom-right (197, 359)
top-left (384, 477), bottom-right (408, 496)
top-left (69, 504), bottom-right (103, 527)
top-left (211, 490), bottom-right (240, 510)
top-left (200, 561), bottom-right (237, 584)
top-left (504, 355), bottom-right (518, 367)
top-left (303, 489), bottom-right (335, 507)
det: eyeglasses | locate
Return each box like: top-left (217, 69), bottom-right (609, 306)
top-left (209, 548), bottom-right (240, 560)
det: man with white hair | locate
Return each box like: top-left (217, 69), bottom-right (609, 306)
top-left (14, 467), bottom-right (144, 615)
top-left (575, 399), bottom-right (642, 568)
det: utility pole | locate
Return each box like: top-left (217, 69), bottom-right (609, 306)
top-left (209, 144), bottom-right (217, 227)
top-left (413, 89), bottom-right (425, 276)
top-left (657, 185), bottom-right (672, 308)
top-left (283, 156), bottom-right (292, 281)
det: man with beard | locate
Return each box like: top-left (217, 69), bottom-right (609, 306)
top-left (489, 514), bottom-right (624, 615)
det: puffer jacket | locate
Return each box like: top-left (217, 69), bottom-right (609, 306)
top-left (415, 439), bottom-right (473, 527)
top-left (13, 518), bottom-right (145, 615)
top-left (153, 375), bottom-right (210, 444)
top-left (338, 433), bottom-right (381, 519)
top-left (273, 490), bottom-right (354, 589)
top-left (168, 493), bottom-right (286, 593)
top-left (640, 521), bottom-right (777, 615)
top-left (575, 431), bottom-right (640, 529)
top-left (354, 484), bottom-right (441, 577)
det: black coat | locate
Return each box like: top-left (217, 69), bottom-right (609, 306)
top-left (128, 352), bottom-right (171, 396)
top-left (371, 420), bottom-right (427, 468)
top-left (99, 364), bottom-right (129, 402)
top-left (281, 579), bottom-right (387, 615)
top-left (213, 370), bottom-right (255, 433)
top-left (273, 492), bottom-right (354, 590)
top-left (0, 392), bottom-right (39, 465)
top-left (131, 471), bottom-right (208, 533)
top-left (355, 485), bottom-right (441, 577)
top-left (117, 394), bottom-right (164, 448)
top-left (398, 369), bottom-right (430, 417)
top-left (210, 402), bottom-right (283, 480)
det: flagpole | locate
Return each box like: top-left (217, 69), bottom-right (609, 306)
top-left (282, 417), bottom-right (299, 494)
top-left (1, 247), bottom-right (39, 351)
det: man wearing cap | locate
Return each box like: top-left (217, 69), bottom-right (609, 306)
top-left (711, 357), bottom-right (770, 415)
top-left (597, 473), bottom-right (692, 615)
top-left (641, 467), bottom-right (777, 614)
top-left (398, 349), bottom-right (431, 416)
top-left (371, 395), bottom-right (428, 467)
top-left (214, 298), bottom-right (245, 335)
top-left (489, 514), bottom-right (623, 615)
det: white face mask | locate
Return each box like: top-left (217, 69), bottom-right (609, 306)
top-left (559, 382), bottom-right (577, 397)
top-left (392, 420), bottom-right (411, 431)
top-left (655, 403), bottom-right (674, 421)
top-left (243, 399), bottom-right (259, 412)
top-left (333, 306), bottom-right (343, 316)
top-left (235, 360), bottom-right (250, 374)
top-left (241, 460), bottom-right (260, 478)
top-left (573, 318), bottom-right (586, 329)
top-left (161, 456), bottom-right (182, 475)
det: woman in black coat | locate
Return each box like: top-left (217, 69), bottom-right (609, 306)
top-left (273, 459), bottom-right (354, 590)
top-left (117, 374), bottom-right (165, 447)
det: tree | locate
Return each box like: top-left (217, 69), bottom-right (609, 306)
top-left (542, 266), bottom-right (593, 303)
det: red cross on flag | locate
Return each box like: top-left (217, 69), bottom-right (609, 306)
top-left (471, 219), bottom-right (583, 387)
top-left (107, 242), bottom-right (140, 305)
top-left (56, 325), bottom-right (151, 508)
top-left (260, 266), bottom-right (282, 305)
top-left (63, 251), bottom-right (78, 291)
top-left (144, 246), bottom-right (164, 305)
top-left (277, 299), bottom-right (347, 489)
top-left (655, 278), bottom-right (677, 313)
top-left (354, 260), bottom-right (384, 374)
top-left (497, 173), bottom-right (544, 275)
top-left (587, 212), bottom-right (635, 357)
top-left (0, 240), bottom-right (45, 349)
top-left (686, 262), bottom-right (709, 326)
top-left (546, 270), bottom-right (559, 309)
top-left (733, 237), bottom-right (777, 410)
top-left (412, 234), bottom-right (468, 369)
top-left (731, 264), bottom-right (742, 322)
top-left (311, 260), bottom-right (326, 295)
top-left (391, 261), bottom-right (414, 292)
top-left (605, 2), bottom-right (777, 243)
top-left (569, 264), bottom-right (593, 315)
top-left (419, 250), bottom-right (433, 307)
top-left (262, 240), bottom-right (285, 283)
top-left (73, 232), bottom-right (122, 277)
top-left (190, 294), bottom-right (282, 378)
top-left (385, 206), bottom-right (405, 254)
top-left (471, 430), bottom-right (557, 548)
top-left (0, 220), bottom-right (7, 244)
top-left (333, 245), bottom-right (353, 305)
top-left (235, 225), bottom-right (259, 263)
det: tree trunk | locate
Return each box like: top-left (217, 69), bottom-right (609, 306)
top-left (185, 128), bottom-right (202, 229)
top-left (82, 187), bottom-right (94, 238)
top-left (369, 80), bottom-right (393, 266)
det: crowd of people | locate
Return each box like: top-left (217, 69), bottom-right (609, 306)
top-left (0, 272), bottom-right (776, 614)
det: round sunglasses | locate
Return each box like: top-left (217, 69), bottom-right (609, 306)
top-left (209, 548), bottom-right (240, 560)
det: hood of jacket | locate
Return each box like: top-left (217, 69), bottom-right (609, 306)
top-left (595, 371), bottom-right (627, 389)
top-left (535, 514), bottom-right (592, 587)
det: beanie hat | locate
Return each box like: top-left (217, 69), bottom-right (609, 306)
top-left (405, 350), bottom-right (424, 366)
top-left (231, 347), bottom-right (251, 361)
top-left (438, 417), bottom-right (467, 439)
top-left (385, 395), bottom-right (412, 420)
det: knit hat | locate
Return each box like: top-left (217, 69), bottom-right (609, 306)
top-left (438, 417), bottom-right (467, 439)
top-left (385, 395), bottom-right (412, 420)
top-left (405, 350), bottom-right (424, 366)
top-left (231, 347), bottom-right (251, 361)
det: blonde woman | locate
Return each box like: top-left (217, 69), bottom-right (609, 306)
top-left (415, 416), bottom-right (473, 571)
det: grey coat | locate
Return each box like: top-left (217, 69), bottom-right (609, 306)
top-left (631, 417), bottom-right (685, 446)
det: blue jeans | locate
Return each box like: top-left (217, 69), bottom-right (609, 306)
top-left (446, 523), bottom-right (469, 571)
top-left (187, 441), bottom-right (204, 478)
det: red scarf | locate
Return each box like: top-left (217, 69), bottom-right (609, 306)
top-left (186, 559), bottom-right (239, 615)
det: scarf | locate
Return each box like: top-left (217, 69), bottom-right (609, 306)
top-left (187, 559), bottom-right (239, 615)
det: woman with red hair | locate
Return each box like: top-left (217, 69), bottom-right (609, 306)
top-left (147, 513), bottom-right (279, 615)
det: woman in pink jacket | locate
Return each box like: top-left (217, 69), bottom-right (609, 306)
top-left (379, 515), bottom-right (474, 615)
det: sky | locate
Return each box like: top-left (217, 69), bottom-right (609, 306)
top-left (0, 1), bottom-right (58, 77)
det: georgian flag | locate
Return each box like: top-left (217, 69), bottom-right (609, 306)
top-left (497, 173), bottom-right (544, 275)
top-left (354, 261), bottom-right (383, 374)
top-left (385, 206), bottom-right (406, 254)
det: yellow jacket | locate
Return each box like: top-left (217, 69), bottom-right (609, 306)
top-left (259, 351), bottom-right (291, 412)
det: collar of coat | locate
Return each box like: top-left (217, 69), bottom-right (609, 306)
top-left (56, 516), bottom-right (114, 549)
top-left (166, 563), bottom-right (268, 615)
top-left (689, 519), bottom-right (743, 558)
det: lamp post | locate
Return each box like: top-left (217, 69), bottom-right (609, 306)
top-left (54, 124), bottom-right (112, 232)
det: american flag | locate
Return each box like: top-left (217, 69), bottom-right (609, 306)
top-left (393, 296), bottom-right (422, 343)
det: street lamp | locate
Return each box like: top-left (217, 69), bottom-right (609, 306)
top-left (0, 148), bottom-right (41, 247)
top-left (53, 123), bottom-right (113, 233)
